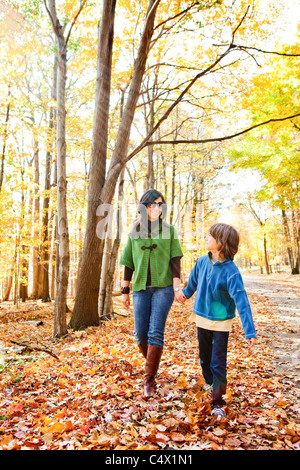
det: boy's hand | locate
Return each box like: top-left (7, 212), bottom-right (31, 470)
top-left (175, 290), bottom-right (187, 304)
top-left (247, 337), bottom-right (257, 347)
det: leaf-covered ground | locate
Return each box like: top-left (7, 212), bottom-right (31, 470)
top-left (0, 276), bottom-right (299, 451)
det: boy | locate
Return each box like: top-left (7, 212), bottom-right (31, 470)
top-left (178, 223), bottom-right (257, 420)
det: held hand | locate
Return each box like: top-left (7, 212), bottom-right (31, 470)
top-left (175, 289), bottom-right (187, 304)
top-left (122, 293), bottom-right (130, 308)
top-left (247, 337), bottom-right (257, 348)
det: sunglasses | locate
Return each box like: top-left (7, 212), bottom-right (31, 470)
top-left (147, 202), bottom-right (163, 208)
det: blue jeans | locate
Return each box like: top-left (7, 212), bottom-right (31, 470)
top-left (132, 286), bottom-right (175, 348)
top-left (197, 327), bottom-right (229, 408)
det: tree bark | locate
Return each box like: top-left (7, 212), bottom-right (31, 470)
top-left (41, 55), bottom-right (57, 303)
top-left (31, 134), bottom-right (41, 299)
top-left (70, 0), bottom-right (160, 329)
top-left (19, 163), bottom-right (28, 302)
top-left (53, 31), bottom-right (69, 337)
top-left (281, 209), bottom-right (294, 273)
top-left (44, 0), bottom-right (69, 337)
top-left (0, 88), bottom-right (10, 194)
top-left (69, 0), bottom-right (117, 330)
top-left (70, 0), bottom-right (160, 330)
top-left (44, 0), bottom-right (87, 335)
top-left (143, 71), bottom-right (157, 191)
top-left (3, 267), bottom-right (13, 301)
top-left (291, 210), bottom-right (300, 274)
top-left (100, 166), bottom-right (125, 319)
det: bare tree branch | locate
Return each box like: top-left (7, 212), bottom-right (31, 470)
top-left (3, 339), bottom-right (60, 360)
top-left (142, 111), bottom-right (300, 147)
top-left (43, 0), bottom-right (59, 35)
top-left (124, 7), bottom-right (257, 163)
top-left (44, 0), bottom-right (88, 47)
top-left (154, 1), bottom-right (201, 31)
top-left (125, 46), bottom-right (234, 162)
top-left (215, 43), bottom-right (300, 58)
top-left (231, 5), bottom-right (250, 42)
top-left (65, 0), bottom-right (88, 46)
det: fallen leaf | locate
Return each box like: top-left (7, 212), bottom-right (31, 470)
top-left (170, 432), bottom-right (186, 442)
top-left (225, 437), bottom-right (241, 448)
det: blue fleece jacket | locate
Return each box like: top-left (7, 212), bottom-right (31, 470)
top-left (182, 254), bottom-right (256, 339)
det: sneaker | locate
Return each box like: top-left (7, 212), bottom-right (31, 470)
top-left (211, 406), bottom-right (226, 421)
top-left (203, 383), bottom-right (213, 399)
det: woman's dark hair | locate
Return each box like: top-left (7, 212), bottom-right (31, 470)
top-left (129, 189), bottom-right (167, 238)
top-left (138, 189), bottom-right (167, 220)
top-left (209, 223), bottom-right (240, 260)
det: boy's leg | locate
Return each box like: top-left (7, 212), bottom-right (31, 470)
top-left (197, 327), bottom-right (213, 386)
top-left (210, 330), bottom-right (229, 408)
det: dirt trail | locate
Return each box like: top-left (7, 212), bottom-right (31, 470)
top-left (243, 273), bottom-right (300, 388)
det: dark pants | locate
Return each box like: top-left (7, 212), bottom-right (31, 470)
top-left (197, 327), bottom-right (229, 408)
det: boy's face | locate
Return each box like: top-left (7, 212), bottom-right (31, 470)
top-left (205, 233), bottom-right (219, 252)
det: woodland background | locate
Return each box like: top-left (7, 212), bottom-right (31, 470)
top-left (0, 0), bottom-right (300, 452)
top-left (0, 0), bottom-right (300, 338)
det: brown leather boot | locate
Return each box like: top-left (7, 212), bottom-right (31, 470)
top-left (138, 343), bottom-right (148, 359)
top-left (144, 345), bottom-right (163, 398)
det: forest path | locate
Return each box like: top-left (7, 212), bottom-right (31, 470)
top-left (243, 273), bottom-right (300, 387)
top-left (1, 273), bottom-right (300, 450)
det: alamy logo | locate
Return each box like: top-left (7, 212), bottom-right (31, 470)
top-left (95, 202), bottom-right (206, 243)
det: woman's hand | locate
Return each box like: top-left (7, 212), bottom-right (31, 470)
top-left (122, 294), bottom-right (130, 308)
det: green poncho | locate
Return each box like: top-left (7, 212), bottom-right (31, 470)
top-left (119, 222), bottom-right (183, 292)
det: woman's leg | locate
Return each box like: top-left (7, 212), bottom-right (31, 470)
top-left (148, 285), bottom-right (174, 347)
top-left (132, 289), bottom-right (151, 356)
top-left (144, 285), bottom-right (174, 397)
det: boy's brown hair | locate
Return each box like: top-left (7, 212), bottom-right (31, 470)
top-left (209, 223), bottom-right (240, 260)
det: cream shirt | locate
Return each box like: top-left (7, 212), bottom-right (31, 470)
top-left (189, 312), bottom-right (233, 332)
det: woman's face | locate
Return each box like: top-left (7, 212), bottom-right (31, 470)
top-left (146, 196), bottom-right (163, 221)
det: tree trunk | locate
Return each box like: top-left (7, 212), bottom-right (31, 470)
top-left (53, 32), bottom-right (69, 337)
top-left (41, 149), bottom-right (52, 302)
top-left (98, 235), bottom-right (113, 318)
top-left (31, 135), bottom-right (41, 299)
top-left (50, 216), bottom-right (57, 300)
top-left (281, 209), bottom-right (294, 273)
top-left (100, 166), bottom-right (125, 319)
top-left (50, 140), bottom-right (58, 301)
top-left (100, 88), bottom-right (127, 319)
top-left (41, 55), bottom-right (57, 303)
top-left (69, 0), bottom-right (117, 330)
top-left (144, 74), bottom-right (157, 191)
top-left (291, 210), bottom-right (300, 274)
top-left (170, 146), bottom-right (176, 224)
top-left (19, 164), bottom-right (28, 302)
top-left (263, 233), bottom-right (270, 275)
top-left (0, 88), bottom-right (10, 194)
top-left (44, 0), bottom-right (87, 335)
top-left (170, 112), bottom-right (181, 224)
top-left (70, 0), bottom-right (160, 330)
top-left (3, 264), bottom-right (14, 301)
top-left (19, 251), bottom-right (28, 302)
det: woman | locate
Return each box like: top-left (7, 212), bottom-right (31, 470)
top-left (119, 189), bottom-right (184, 398)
